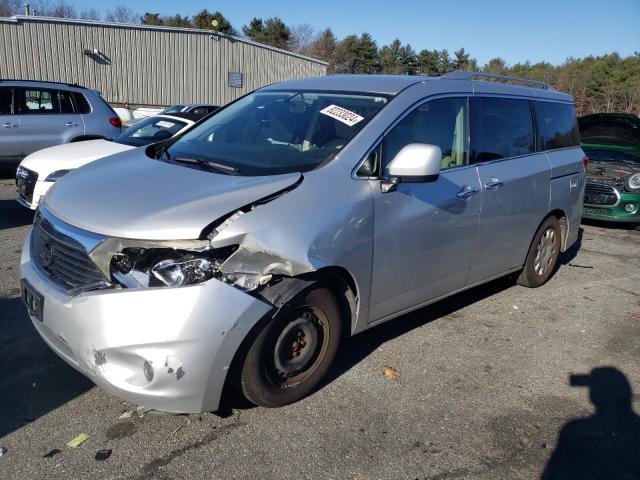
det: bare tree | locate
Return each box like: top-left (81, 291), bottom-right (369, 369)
top-left (79, 8), bottom-right (100, 21)
top-left (0, 0), bottom-right (21, 16)
top-left (32, 0), bottom-right (76, 17)
top-left (289, 23), bottom-right (315, 55)
top-left (105, 5), bottom-right (139, 24)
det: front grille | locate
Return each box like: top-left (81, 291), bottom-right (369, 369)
top-left (584, 182), bottom-right (619, 206)
top-left (31, 212), bottom-right (108, 292)
top-left (16, 167), bottom-right (38, 202)
top-left (584, 206), bottom-right (611, 215)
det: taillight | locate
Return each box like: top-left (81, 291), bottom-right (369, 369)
top-left (583, 156), bottom-right (589, 169)
top-left (109, 116), bottom-right (122, 129)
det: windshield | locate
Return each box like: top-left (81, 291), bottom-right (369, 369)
top-left (115, 117), bottom-right (187, 147)
top-left (578, 115), bottom-right (640, 148)
top-left (161, 104), bottom-right (187, 114)
top-left (163, 90), bottom-right (389, 175)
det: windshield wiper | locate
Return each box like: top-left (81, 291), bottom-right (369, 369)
top-left (173, 156), bottom-right (239, 175)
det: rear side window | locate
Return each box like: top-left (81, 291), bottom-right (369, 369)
top-left (71, 92), bottom-right (91, 114)
top-left (20, 88), bottom-right (58, 113)
top-left (59, 90), bottom-right (75, 114)
top-left (0, 87), bottom-right (13, 114)
top-left (535, 101), bottom-right (579, 150)
top-left (471, 97), bottom-right (535, 162)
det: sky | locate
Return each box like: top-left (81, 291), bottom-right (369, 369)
top-left (61, 0), bottom-right (640, 66)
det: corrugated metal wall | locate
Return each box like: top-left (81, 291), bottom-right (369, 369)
top-left (0, 16), bottom-right (327, 106)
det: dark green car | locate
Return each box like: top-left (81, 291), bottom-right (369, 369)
top-left (579, 113), bottom-right (640, 226)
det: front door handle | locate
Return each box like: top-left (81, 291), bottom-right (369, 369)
top-left (484, 177), bottom-right (503, 190)
top-left (456, 185), bottom-right (480, 198)
top-left (2, 122), bottom-right (16, 128)
top-left (65, 121), bottom-right (79, 127)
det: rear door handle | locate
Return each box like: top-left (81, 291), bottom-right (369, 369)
top-left (456, 185), bottom-right (480, 198)
top-left (65, 121), bottom-right (79, 127)
top-left (2, 122), bottom-right (16, 128)
top-left (484, 177), bottom-right (503, 190)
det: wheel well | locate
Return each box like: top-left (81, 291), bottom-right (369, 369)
top-left (548, 209), bottom-right (568, 251)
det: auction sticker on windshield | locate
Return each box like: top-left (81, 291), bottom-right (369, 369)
top-left (320, 105), bottom-right (364, 127)
top-left (156, 121), bottom-right (176, 128)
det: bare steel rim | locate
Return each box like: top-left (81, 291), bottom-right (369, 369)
top-left (267, 304), bottom-right (330, 387)
top-left (533, 227), bottom-right (558, 276)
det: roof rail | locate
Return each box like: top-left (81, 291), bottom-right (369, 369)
top-left (440, 71), bottom-right (554, 91)
top-left (0, 78), bottom-right (85, 89)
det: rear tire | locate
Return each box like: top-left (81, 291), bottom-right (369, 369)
top-left (239, 285), bottom-right (342, 407)
top-left (517, 216), bottom-right (561, 288)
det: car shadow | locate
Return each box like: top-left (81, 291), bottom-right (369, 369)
top-left (558, 227), bottom-right (583, 266)
top-left (541, 367), bottom-right (640, 479)
top-left (0, 199), bottom-right (34, 229)
top-left (217, 274), bottom-right (518, 415)
top-left (0, 296), bottom-right (93, 438)
top-left (582, 217), bottom-right (639, 231)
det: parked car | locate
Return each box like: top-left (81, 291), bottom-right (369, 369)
top-left (122, 103), bottom-right (219, 129)
top-left (15, 113), bottom-right (197, 210)
top-left (0, 79), bottom-right (122, 164)
top-left (578, 113), bottom-right (640, 226)
top-left (20, 72), bottom-right (585, 413)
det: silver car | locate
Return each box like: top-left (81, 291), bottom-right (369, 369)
top-left (0, 79), bottom-right (122, 163)
top-left (20, 72), bottom-right (585, 413)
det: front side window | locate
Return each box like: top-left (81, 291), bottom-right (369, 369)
top-left (20, 88), bottom-right (57, 113)
top-left (114, 117), bottom-right (187, 147)
top-left (0, 87), bottom-right (13, 115)
top-left (535, 101), bottom-right (580, 150)
top-left (382, 97), bottom-right (468, 173)
top-left (164, 91), bottom-right (389, 176)
top-left (471, 97), bottom-right (535, 162)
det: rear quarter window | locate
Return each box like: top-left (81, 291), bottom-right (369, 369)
top-left (71, 92), bottom-right (91, 114)
top-left (471, 97), bottom-right (535, 162)
top-left (535, 101), bottom-right (580, 150)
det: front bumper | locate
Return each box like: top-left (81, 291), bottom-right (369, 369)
top-left (583, 191), bottom-right (640, 223)
top-left (20, 233), bottom-right (272, 413)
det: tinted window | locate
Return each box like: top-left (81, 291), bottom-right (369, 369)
top-left (535, 101), bottom-right (579, 150)
top-left (114, 116), bottom-right (187, 147)
top-left (383, 97), bottom-right (468, 171)
top-left (162, 104), bottom-right (186, 114)
top-left (71, 92), bottom-right (91, 114)
top-left (578, 114), bottom-right (640, 148)
top-left (471, 97), bottom-right (535, 162)
top-left (0, 87), bottom-right (12, 115)
top-left (59, 90), bottom-right (75, 114)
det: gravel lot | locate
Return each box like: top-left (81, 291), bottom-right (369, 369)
top-left (0, 169), bottom-right (639, 480)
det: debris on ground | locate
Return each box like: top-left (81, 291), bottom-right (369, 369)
top-left (43, 449), bottom-right (62, 458)
top-left (627, 311), bottom-right (640, 320)
top-left (513, 305), bottom-right (519, 310)
top-left (382, 365), bottom-right (400, 380)
top-left (569, 263), bottom-right (594, 269)
top-left (135, 405), bottom-right (150, 418)
top-left (66, 433), bottom-right (89, 448)
top-left (119, 409), bottom-right (133, 419)
top-left (0, 447), bottom-right (7, 457)
top-left (170, 419), bottom-right (190, 436)
top-left (95, 449), bottom-right (112, 461)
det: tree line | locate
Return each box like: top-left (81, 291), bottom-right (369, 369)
top-left (1, 0), bottom-right (638, 114)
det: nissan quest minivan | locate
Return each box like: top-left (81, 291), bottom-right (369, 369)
top-left (20, 73), bottom-right (585, 412)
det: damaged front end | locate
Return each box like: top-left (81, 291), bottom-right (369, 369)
top-left (88, 174), bottom-right (307, 294)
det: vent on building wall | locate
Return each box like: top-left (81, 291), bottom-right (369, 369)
top-left (228, 72), bottom-right (243, 88)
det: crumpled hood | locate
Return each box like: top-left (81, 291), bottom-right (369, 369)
top-left (20, 140), bottom-right (135, 178)
top-left (44, 149), bottom-right (302, 240)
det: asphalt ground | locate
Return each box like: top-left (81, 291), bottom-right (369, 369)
top-left (0, 166), bottom-right (639, 480)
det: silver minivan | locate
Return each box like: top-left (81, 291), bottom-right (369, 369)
top-left (0, 79), bottom-right (122, 163)
top-left (20, 72), bottom-right (585, 412)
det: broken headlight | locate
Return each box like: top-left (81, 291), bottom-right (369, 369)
top-left (108, 246), bottom-right (235, 289)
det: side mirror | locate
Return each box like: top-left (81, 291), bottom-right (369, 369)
top-left (387, 143), bottom-right (442, 183)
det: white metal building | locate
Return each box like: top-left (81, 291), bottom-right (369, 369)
top-left (0, 15), bottom-right (328, 107)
